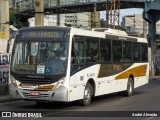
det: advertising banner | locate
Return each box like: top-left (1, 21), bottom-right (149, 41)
top-left (0, 53), bottom-right (11, 95)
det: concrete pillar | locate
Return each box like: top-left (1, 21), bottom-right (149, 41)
top-left (143, 1), bottom-right (160, 76)
top-left (149, 16), bottom-right (157, 76)
top-left (0, 0), bottom-right (10, 53)
top-left (35, 0), bottom-right (44, 26)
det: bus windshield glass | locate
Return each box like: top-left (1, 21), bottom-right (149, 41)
top-left (11, 41), bottom-right (68, 75)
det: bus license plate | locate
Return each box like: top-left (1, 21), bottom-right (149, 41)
top-left (30, 92), bottom-right (40, 96)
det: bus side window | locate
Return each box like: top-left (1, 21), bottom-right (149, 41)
top-left (100, 39), bottom-right (111, 62)
top-left (123, 41), bottom-right (132, 62)
top-left (112, 40), bottom-right (122, 62)
top-left (72, 41), bottom-right (84, 64)
top-left (133, 42), bottom-right (140, 61)
top-left (86, 37), bottom-right (99, 62)
top-left (71, 36), bottom-right (85, 73)
top-left (140, 43), bottom-right (148, 62)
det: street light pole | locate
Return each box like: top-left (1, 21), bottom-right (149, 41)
top-left (106, 0), bottom-right (109, 28)
top-left (57, 0), bottom-right (60, 26)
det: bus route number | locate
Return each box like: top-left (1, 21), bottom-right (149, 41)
top-left (87, 73), bottom-right (95, 78)
top-left (0, 71), bottom-right (9, 85)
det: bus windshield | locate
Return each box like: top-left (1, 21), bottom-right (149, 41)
top-left (11, 41), bottom-right (68, 75)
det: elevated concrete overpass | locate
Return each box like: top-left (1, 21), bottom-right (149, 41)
top-left (15, 0), bottom-right (147, 20)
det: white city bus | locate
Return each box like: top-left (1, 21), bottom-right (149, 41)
top-left (9, 27), bottom-right (149, 106)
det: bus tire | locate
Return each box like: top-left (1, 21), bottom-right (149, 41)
top-left (124, 78), bottom-right (134, 97)
top-left (80, 83), bottom-right (93, 106)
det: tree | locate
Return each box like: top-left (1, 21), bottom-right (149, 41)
top-left (10, 8), bottom-right (29, 29)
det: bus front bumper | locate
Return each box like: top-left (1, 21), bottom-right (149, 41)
top-left (9, 83), bottom-right (68, 102)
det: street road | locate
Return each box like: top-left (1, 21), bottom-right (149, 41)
top-left (0, 79), bottom-right (160, 120)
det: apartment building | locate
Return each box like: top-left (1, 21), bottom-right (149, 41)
top-left (65, 12), bottom-right (92, 28)
top-left (122, 14), bottom-right (160, 37)
top-left (121, 14), bottom-right (144, 36)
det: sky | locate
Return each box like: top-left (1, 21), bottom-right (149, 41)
top-left (101, 8), bottom-right (143, 23)
top-left (120, 8), bottom-right (143, 17)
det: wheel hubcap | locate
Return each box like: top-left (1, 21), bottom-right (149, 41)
top-left (84, 89), bottom-right (91, 101)
top-left (129, 82), bottom-right (132, 93)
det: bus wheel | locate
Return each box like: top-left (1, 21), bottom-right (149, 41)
top-left (80, 83), bottom-right (93, 106)
top-left (124, 78), bottom-right (134, 97)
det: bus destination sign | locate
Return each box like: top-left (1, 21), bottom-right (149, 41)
top-left (19, 30), bottom-right (65, 39)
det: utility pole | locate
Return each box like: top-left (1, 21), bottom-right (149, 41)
top-left (106, 0), bottom-right (109, 28)
top-left (57, 0), bottom-right (60, 26)
top-left (0, 0), bottom-right (10, 53)
top-left (113, 0), bottom-right (116, 29)
top-left (91, 4), bottom-right (99, 28)
top-left (109, 0), bottom-right (113, 28)
top-left (94, 4), bottom-right (98, 27)
top-left (35, 0), bottom-right (44, 26)
top-left (117, 0), bottom-right (120, 29)
top-left (106, 0), bottom-right (120, 29)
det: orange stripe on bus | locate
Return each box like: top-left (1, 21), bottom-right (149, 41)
top-left (115, 64), bottom-right (148, 80)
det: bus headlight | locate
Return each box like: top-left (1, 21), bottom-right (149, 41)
top-left (10, 75), bottom-right (17, 87)
top-left (55, 77), bottom-right (65, 89)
